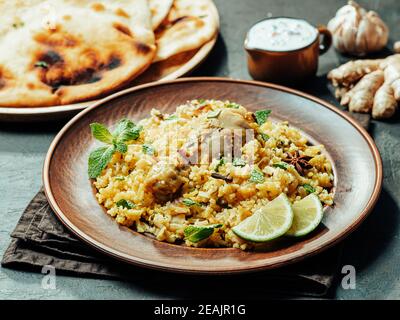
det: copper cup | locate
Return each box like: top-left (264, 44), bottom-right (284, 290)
top-left (245, 17), bottom-right (332, 84)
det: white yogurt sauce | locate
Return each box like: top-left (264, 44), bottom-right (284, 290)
top-left (246, 18), bottom-right (318, 51)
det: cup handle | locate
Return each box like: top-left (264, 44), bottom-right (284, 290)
top-left (317, 25), bottom-right (332, 55)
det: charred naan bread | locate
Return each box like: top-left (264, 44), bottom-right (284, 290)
top-left (148, 0), bottom-right (174, 30)
top-left (154, 0), bottom-right (218, 62)
top-left (0, 0), bottom-right (156, 107)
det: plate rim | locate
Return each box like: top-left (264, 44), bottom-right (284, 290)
top-left (43, 77), bottom-right (383, 274)
top-left (0, 0), bottom-right (220, 119)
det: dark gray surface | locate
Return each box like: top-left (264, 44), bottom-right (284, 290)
top-left (1, 0), bottom-right (399, 299)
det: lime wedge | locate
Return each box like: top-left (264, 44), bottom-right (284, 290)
top-left (232, 194), bottom-right (293, 242)
top-left (286, 194), bottom-right (323, 237)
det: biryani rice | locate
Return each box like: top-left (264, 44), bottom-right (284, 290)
top-left (94, 99), bottom-right (334, 250)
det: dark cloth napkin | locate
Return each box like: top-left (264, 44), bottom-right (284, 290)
top-left (1, 112), bottom-right (370, 298)
top-left (2, 190), bottom-right (342, 298)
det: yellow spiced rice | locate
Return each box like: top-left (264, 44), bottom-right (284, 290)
top-left (93, 100), bottom-right (334, 250)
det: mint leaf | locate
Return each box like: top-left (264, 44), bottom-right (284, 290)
top-left (184, 224), bottom-right (222, 243)
top-left (254, 110), bottom-right (272, 126)
top-left (215, 157), bottom-right (225, 172)
top-left (225, 102), bottom-right (240, 109)
top-left (142, 144), bottom-right (155, 155)
top-left (88, 118), bottom-right (142, 179)
top-left (249, 168), bottom-right (265, 183)
top-left (182, 198), bottom-right (200, 207)
top-left (119, 125), bottom-right (142, 142)
top-left (113, 119), bottom-right (135, 136)
top-left (165, 115), bottom-right (178, 121)
top-left (116, 199), bottom-right (135, 209)
top-left (113, 119), bottom-right (142, 142)
top-left (273, 162), bottom-right (288, 170)
top-left (88, 146), bottom-right (115, 179)
top-left (260, 133), bottom-right (270, 141)
top-left (90, 123), bottom-right (113, 144)
top-left (114, 141), bottom-right (127, 154)
top-left (233, 158), bottom-right (246, 167)
top-left (303, 184), bottom-right (316, 194)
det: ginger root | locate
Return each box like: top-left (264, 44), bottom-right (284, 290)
top-left (329, 54), bottom-right (400, 119)
top-left (382, 55), bottom-right (400, 102)
top-left (372, 83), bottom-right (397, 119)
top-left (394, 41), bottom-right (400, 54)
top-left (341, 70), bottom-right (384, 113)
top-left (328, 59), bottom-right (382, 87)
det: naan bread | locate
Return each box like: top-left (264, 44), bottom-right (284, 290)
top-left (0, 0), bottom-right (156, 107)
top-left (148, 0), bottom-right (174, 30)
top-left (154, 0), bottom-right (218, 62)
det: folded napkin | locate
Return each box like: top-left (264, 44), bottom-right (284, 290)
top-left (2, 189), bottom-right (341, 298)
top-left (1, 112), bottom-right (369, 299)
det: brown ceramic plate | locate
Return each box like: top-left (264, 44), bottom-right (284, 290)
top-left (43, 78), bottom-right (382, 274)
top-left (0, 1), bottom-right (219, 123)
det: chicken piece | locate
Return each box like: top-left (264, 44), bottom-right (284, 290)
top-left (372, 82), bottom-right (398, 119)
top-left (205, 128), bottom-right (250, 161)
top-left (217, 109), bottom-right (251, 130)
top-left (180, 108), bottom-right (254, 163)
top-left (209, 109), bottom-right (253, 160)
top-left (328, 59), bottom-right (382, 87)
top-left (341, 70), bottom-right (384, 113)
top-left (145, 160), bottom-right (187, 203)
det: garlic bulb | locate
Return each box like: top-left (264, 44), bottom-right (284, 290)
top-left (327, 1), bottom-right (389, 56)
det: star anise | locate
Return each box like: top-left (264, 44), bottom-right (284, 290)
top-left (283, 151), bottom-right (313, 176)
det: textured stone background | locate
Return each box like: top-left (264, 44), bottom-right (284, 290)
top-left (1, 0), bottom-right (399, 299)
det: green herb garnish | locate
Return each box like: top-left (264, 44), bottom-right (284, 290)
top-left (12, 21), bottom-right (24, 28)
top-left (88, 119), bottom-right (142, 178)
top-left (115, 176), bottom-right (125, 181)
top-left (90, 123), bottom-right (114, 144)
top-left (165, 115), bottom-right (178, 121)
top-left (114, 142), bottom-right (127, 154)
top-left (34, 61), bottom-right (49, 69)
top-left (184, 224), bottom-right (222, 243)
top-left (88, 146), bottom-right (115, 179)
top-left (260, 133), bottom-right (270, 141)
top-left (113, 119), bottom-right (142, 142)
top-left (207, 110), bottom-right (221, 119)
top-left (254, 109), bottom-right (272, 126)
top-left (233, 158), bottom-right (246, 167)
top-left (215, 157), bottom-right (225, 172)
top-left (142, 144), bottom-right (155, 155)
top-left (273, 162), bottom-right (288, 170)
top-left (116, 199), bottom-right (135, 209)
top-left (249, 168), bottom-right (265, 183)
top-left (303, 184), bottom-right (316, 194)
top-left (225, 102), bottom-right (240, 109)
top-left (182, 199), bottom-right (200, 207)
